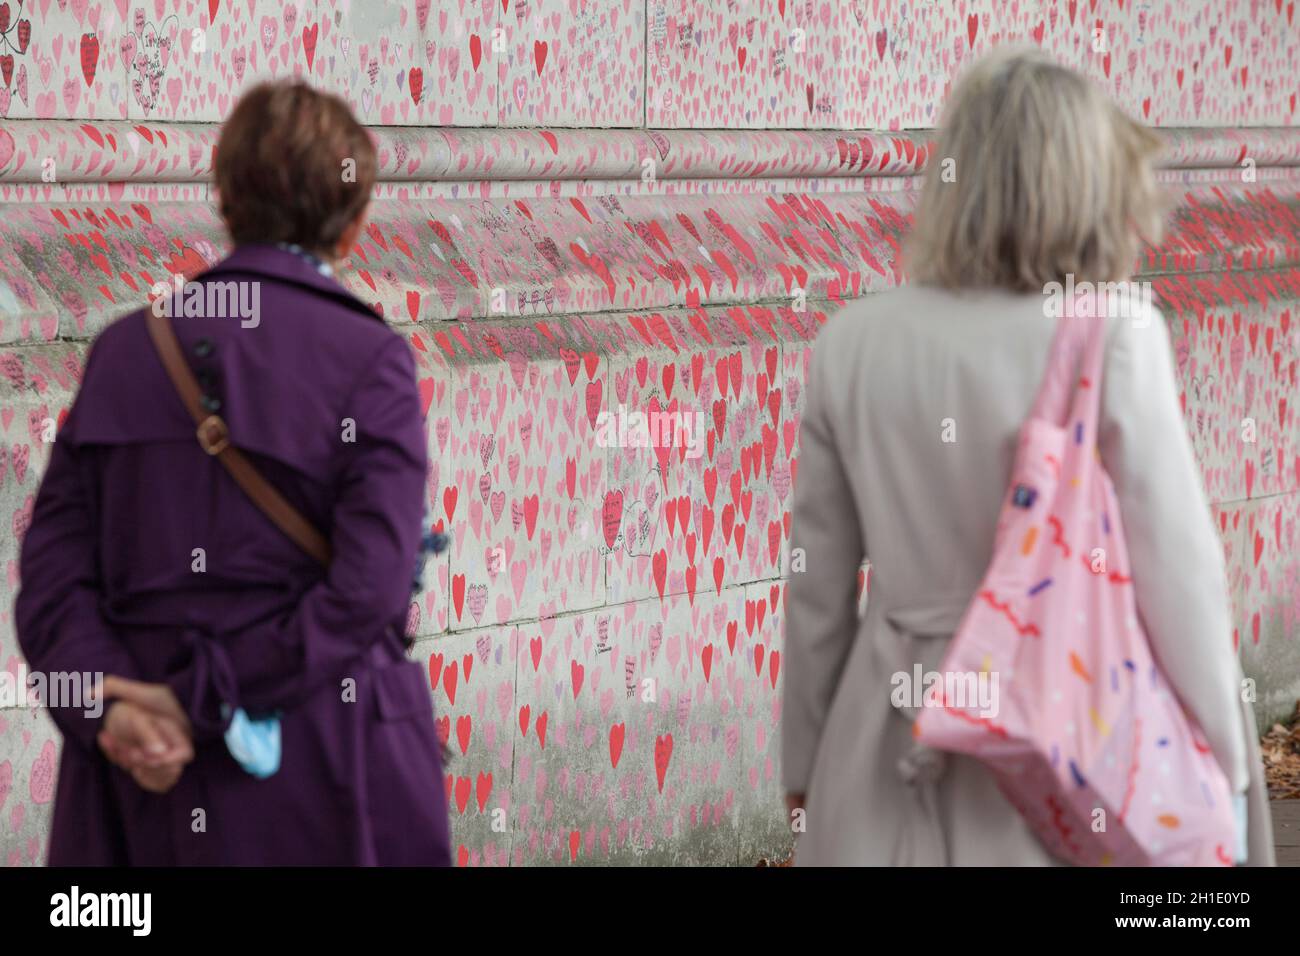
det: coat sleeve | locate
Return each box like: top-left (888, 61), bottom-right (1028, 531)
top-left (166, 334), bottom-right (430, 740)
top-left (781, 327), bottom-right (867, 794)
top-left (15, 345), bottom-right (144, 753)
top-left (1098, 307), bottom-right (1250, 794)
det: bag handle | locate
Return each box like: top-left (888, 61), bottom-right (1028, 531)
top-left (144, 310), bottom-right (332, 566)
top-left (1030, 293), bottom-right (1109, 430)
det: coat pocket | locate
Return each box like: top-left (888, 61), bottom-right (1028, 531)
top-left (371, 660), bottom-right (434, 722)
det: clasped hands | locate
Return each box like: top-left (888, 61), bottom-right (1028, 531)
top-left (96, 675), bottom-right (195, 794)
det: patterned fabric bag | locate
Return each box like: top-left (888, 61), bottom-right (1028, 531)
top-left (914, 299), bottom-right (1237, 865)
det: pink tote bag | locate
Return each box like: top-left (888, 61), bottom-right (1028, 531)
top-left (914, 299), bottom-right (1237, 866)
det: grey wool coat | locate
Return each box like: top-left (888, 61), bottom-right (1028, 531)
top-left (782, 283), bottom-right (1274, 867)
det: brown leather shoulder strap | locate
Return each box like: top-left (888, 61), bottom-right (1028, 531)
top-left (144, 308), bottom-right (332, 566)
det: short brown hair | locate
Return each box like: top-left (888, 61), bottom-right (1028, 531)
top-left (906, 46), bottom-right (1165, 292)
top-left (214, 81), bottom-right (376, 257)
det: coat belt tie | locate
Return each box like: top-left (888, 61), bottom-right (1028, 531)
top-left (876, 591), bottom-right (975, 866)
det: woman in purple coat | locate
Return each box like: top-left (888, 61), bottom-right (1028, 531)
top-left (15, 81), bottom-right (452, 865)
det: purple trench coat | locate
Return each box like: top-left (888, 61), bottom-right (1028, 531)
top-left (15, 244), bottom-right (452, 865)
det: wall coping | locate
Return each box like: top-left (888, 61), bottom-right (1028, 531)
top-left (1, 124), bottom-right (1299, 184)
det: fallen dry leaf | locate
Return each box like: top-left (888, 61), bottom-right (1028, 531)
top-left (1262, 700), bottom-right (1300, 799)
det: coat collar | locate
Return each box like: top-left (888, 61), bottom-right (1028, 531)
top-left (199, 243), bottom-right (381, 322)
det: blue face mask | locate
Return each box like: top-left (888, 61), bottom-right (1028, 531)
top-left (221, 706), bottom-right (281, 779)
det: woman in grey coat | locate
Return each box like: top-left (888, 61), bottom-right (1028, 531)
top-left (781, 47), bottom-right (1274, 866)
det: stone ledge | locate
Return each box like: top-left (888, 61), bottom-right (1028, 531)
top-left (2, 124), bottom-right (1300, 185)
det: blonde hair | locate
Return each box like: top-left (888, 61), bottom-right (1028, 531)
top-left (906, 46), bottom-right (1165, 292)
